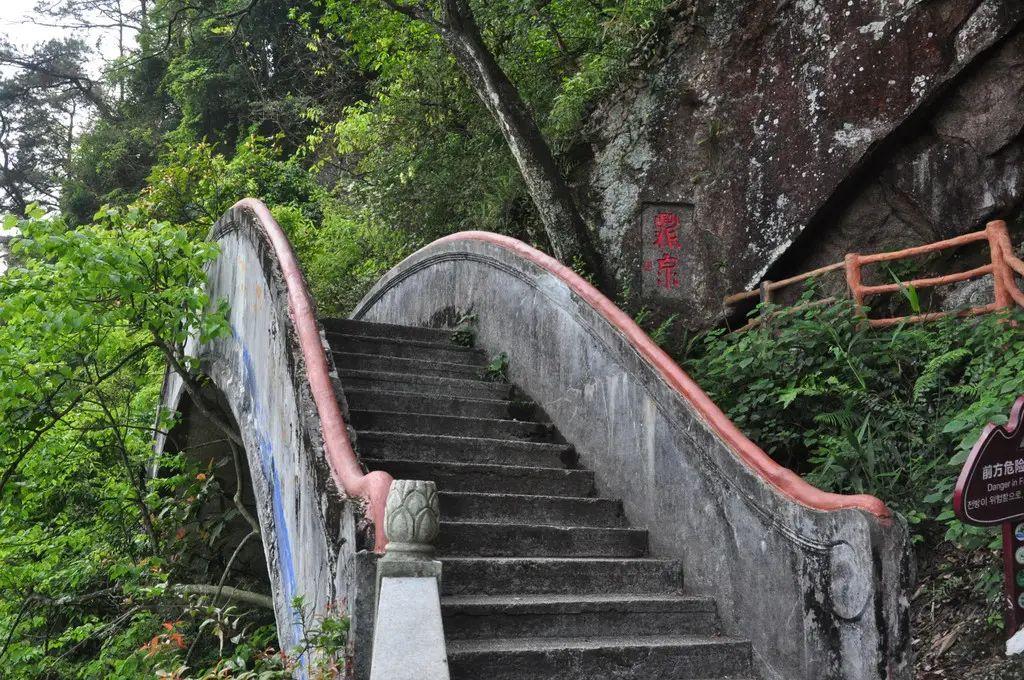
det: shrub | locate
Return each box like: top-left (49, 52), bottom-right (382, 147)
top-left (683, 292), bottom-right (1024, 553)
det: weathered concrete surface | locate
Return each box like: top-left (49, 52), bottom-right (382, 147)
top-left (353, 237), bottom-right (912, 680)
top-left (353, 551), bottom-right (379, 680)
top-left (370, 577), bottom-right (450, 680)
top-left (577, 0), bottom-right (1024, 325)
top-left (155, 205), bottom-right (360, 658)
top-left (782, 22), bottom-right (1024, 294)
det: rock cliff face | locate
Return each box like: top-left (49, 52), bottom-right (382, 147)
top-left (578, 0), bottom-right (1024, 327)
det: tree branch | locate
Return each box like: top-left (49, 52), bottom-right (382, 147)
top-left (0, 342), bottom-right (157, 499)
top-left (228, 437), bottom-right (261, 534)
top-left (152, 338), bottom-right (243, 448)
top-left (0, 593), bottom-right (33, 664)
top-left (213, 530), bottom-right (259, 605)
top-left (0, 53), bottom-right (118, 122)
top-left (381, 0), bottom-right (438, 26)
top-left (94, 396), bottom-right (159, 553)
top-left (173, 584), bottom-right (273, 609)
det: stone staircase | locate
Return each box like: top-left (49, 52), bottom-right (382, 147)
top-left (325, 318), bottom-right (755, 680)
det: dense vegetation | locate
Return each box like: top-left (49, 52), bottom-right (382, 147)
top-left (684, 296), bottom-right (1021, 547)
top-left (1, 0), bottom-right (1021, 677)
top-left (0, 0), bottom-right (681, 676)
top-left (678, 294), bottom-right (1024, 666)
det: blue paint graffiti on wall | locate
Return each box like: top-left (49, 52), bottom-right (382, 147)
top-left (231, 325), bottom-right (306, 662)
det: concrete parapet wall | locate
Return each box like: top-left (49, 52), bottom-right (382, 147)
top-left (353, 233), bottom-right (913, 680)
top-left (157, 204), bottom-right (358, 655)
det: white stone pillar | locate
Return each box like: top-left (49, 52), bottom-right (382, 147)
top-left (369, 480), bottom-right (449, 680)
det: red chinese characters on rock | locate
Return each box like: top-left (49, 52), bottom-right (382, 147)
top-left (644, 211), bottom-right (681, 289)
top-left (657, 253), bottom-right (680, 289)
top-left (654, 212), bottom-right (681, 250)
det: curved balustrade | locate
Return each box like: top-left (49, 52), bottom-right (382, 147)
top-left (156, 199), bottom-right (393, 653)
top-left (230, 199), bottom-right (394, 549)
top-left (440, 233), bottom-right (890, 518)
top-left (154, 203), bottom-right (913, 677)
top-left (354, 231), bottom-right (912, 680)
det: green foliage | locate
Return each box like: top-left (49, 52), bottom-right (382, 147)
top-left (59, 0), bottom-right (365, 225)
top-left (913, 348), bottom-right (971, 403)
top-left (0, 203), bottom-right (352, 676)
top-left (280, 201), bottom-right (411, 317)
top-left (147, 602), bottom-right (350, 679)
top-left (684, 293), bottom-right (1024, 557)
top-left (542, 0), bottom-right (674, 140)
top-left (62, 121), bottom-right (167, 226)
top-left (484, 352), bottom-right (510, 383)
top-left (152, 0), bottom-right (366, 148)
top-left (307, 0), bottom-right (677, 249)
top-left (887, 267), bottom-right (922, 314)
top-left (138, 134), bottom-right (321, 234)
top-left (0, 205), bottom-right (243, 677)
top-left (111, 131), bottom-right (395, 315)
top-left (0, 205), bottom-right (224, 468)
top-left (0, 37), bottom-right (99, 214)
top-left (451, 311), bottom-right (479, 348)
top-left (647, 312), bottom-right (679, 348)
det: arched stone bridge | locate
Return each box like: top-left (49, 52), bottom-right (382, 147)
top-left (156, 200), bottom-right (912, 679)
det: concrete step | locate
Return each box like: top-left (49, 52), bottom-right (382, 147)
top-left (326, 332), bottom-right (484, 364)
top-left (342, 388), bottom-right (536, 420)
top-left (355, 431), bottom-right (571, 467)
top-left (339, 368), bottom-right (513, 400)
top-left (330, 319), bottom-right (755, 679)
top-left (363, 458), bottom-right (594, 496)
top-left (446, 635), bottom-right (753, 680)
top-left (438, 521), bottom-right (648, 558)
top-left (439, 491), bottom-right (626, 526)
top-left (440, 557), bottom-right (685, 596)
top-left (349, 411), bottom-right (558, 442)
top-left (332, 351), bottom-right (485, 379)
top-left (441, 593), bottom-right (720, 640)
top-left (322, 318), bottom-right (453, 343)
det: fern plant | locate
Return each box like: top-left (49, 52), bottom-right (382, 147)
top-left (684, 291), bottom-right (1024, 556)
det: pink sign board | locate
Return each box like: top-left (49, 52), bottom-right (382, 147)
top-left (954, 396), bottom-right (1024, 635)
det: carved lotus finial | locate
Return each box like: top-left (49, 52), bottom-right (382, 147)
top-left (383, 480), bottom-right (440, 558)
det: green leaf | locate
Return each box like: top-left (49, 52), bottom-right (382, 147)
top-left (778, 387), bottom-right (800, 408)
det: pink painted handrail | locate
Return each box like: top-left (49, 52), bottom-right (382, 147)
top-left (234, 199), bottom-right (394, 551)
top-left (433, 231), bottom-right (892, 520)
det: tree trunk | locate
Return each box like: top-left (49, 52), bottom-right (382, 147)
top-left (434, 0), bottom-right (608, 290)
top-left (66, 99), bottom-right (76, 174)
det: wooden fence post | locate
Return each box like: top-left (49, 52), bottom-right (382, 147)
top-left (758, 280), bottom-right (773, 318)
top-left (845, 253), bottom-right (864, 315)
top-left (987, 220), bottom-right (1012, 309)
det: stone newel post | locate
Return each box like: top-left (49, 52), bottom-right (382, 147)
top-left (369, 480), bottom-right (449, 680)
top-left (381, 479), bottom-right (441, 566)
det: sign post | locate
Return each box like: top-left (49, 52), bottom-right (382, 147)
top-left (953, 396), bottom-right (1024, 635)
top-left (1003, 521), bottom-right (1024, 634)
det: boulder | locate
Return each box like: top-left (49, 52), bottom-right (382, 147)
top-left (578, 0), bottom-right (1024, 327)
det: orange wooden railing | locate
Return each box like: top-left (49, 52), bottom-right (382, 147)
top-left (724, 220), bottom-right (1024, 328)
